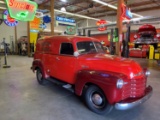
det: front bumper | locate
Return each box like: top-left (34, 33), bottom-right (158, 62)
top-left (115, 86), bottom-right (153, 110)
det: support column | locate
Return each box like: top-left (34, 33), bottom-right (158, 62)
top-left (116, 0), bottom-right (124, 56)
top-left (14, 26), bottom-right (17, 54)
top-left (27, 22), bottom-right (30, 56)
top-left (50, 0), bottom-right (54, 35)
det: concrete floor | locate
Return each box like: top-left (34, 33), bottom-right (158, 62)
top-left (0, 55), bottom-right (160, 120)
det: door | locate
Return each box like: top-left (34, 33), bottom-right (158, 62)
top-left (54, 42), bottom-right (77, 84)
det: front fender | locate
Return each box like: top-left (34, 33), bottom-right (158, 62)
top-left (75, 70), bottom-right (127, 104)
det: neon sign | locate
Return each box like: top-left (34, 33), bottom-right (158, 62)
top-left (3, 10), bottom-right (18, 27)
top-left (96, 20), bottom-right (107, 31)
top-left (121, 4), bottom-right (132, 20)
top-left (8, 0), bottom-right (35, 11)
top-left (5, 0), bottom-right (37, 21)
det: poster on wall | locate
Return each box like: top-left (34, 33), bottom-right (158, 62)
top-left (3, 10), bottom-right (18, 27)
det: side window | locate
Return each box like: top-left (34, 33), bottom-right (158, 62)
top-left (60, 43), bottom-right (74, 55)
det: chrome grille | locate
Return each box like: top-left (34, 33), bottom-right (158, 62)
top-left (122, 77), bottom-right (146, 100)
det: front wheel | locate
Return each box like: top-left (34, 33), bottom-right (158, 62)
top-left (84, 85), bottom-right (113, 115)
top-left (36, 68), bottom-right (45, 85)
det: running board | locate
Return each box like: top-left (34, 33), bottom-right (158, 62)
top-left (47, 77), bottom-right (74, 93)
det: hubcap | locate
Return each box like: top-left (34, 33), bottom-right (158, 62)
top-left (38, 71), bottom-right (42, 81)
top-left (92, 93), bottom-right (103, 106)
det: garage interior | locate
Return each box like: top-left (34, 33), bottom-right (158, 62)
top-left (0, 0), bottom-right (160, 120)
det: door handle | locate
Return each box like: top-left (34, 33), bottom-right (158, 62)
top-left (56, 57), bottom-right (60, 60)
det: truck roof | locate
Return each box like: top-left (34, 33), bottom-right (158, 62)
top-left (36, 35), bottom-right (100, 54)
top-left (38, 35), bottom-right (99, 43)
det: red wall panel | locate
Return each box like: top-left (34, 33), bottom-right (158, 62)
top-left (91, 28), bottom-right (160, 46)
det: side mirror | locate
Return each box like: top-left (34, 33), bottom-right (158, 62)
top-left (74, 51), bottom-right (79, 57)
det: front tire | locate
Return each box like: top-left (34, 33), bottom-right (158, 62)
top-left (84, 85), bottom-right (113, 115)
top-left (36, 68), bottom-right (45, 85)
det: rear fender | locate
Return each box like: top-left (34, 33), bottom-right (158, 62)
top-left (32, 59), bottom-right (49, 79)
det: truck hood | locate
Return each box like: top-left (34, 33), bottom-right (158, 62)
top-left (78, 53), bottom-right (143, 78)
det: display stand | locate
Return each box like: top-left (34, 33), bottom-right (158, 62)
top-left (3, 39), bottom-right (11, 68)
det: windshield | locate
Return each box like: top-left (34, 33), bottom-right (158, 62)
top-left (77, 41), bottom-right (105, 54)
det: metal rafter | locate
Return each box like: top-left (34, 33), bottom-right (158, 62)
top-left (151, 0), bottom-right (160, 6)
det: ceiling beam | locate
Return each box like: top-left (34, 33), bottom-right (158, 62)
top-left (127, 1), bottom-right (154, 8)
top-left (107, 6), bottom-right (160, 16)
top-left (83, 8), bottom-right (114, 16)
top-left (55, 0), bottom-right (87, 9)
top-left (74, 1), bottom-right (116, 14)
top-left (69, 1), bottom-right (155, 15)
top-left (132, 6), bottom-right (160, 12)
top-left (69, 4), bottom-right (101, 13)
top-left (91, 14), bottom-right (107, 18)
top-left (84, 1), bottom-right (156, 16)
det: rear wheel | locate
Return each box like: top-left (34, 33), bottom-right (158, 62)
top-left (36, 68), bottom-right (45, 85)
top-left (84, 85), bottom-right (113, 115)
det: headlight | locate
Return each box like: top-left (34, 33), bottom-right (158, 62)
top-left (145, 70), bottom-right (150, 77)
top-left (116, 79), bottom-right (124, 89)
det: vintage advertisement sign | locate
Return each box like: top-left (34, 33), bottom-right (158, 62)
top-left (5, 0), bottom-right (37, 21)
top-left (3, 10), bottom-right (18, 27)
top-left (96, 20), bottom-right (107, 31)
top-left (121, 4), bottom-right (132, 20)
top-left (66, 26), bottom-right (76, 35)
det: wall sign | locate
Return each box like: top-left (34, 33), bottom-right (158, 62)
top-left (5, 0), bottom-right (37, 21)
top-left (3, 10), bottom-right (18, 27)
top-left (96, 20), bottom-right (107, 31)
top-left (30, 17), bottom-right (41, 29)
top-left (66, 26), bottom-right (76, 35)
top-left (35, 11), bottom-right (43, 18)
top-left (56, 16), bottom-right (75, 23)
top-left (43, 15), bottom-right (51, 23)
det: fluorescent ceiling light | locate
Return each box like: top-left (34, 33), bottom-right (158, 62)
top-left (55, 9), bottom-right (97, 21)
top-left (92, 0), bottom-right (143, 18)
top-left (54, 9), bottom-right (112, 23)
top-left (0, 7), bottom-right (6, 9)
top-left (61, 0), bottom-right (67, 2)
top-left (60, 7), bottom-right (66, 12)
top-left (0, 1), bottom-right (5, 4)
top-left (92, 0), bottom-right (117, 10)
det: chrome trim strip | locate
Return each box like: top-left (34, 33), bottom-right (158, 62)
top-left (115, 86), bottom-right (153, 110)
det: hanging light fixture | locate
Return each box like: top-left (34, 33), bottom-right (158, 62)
top-left (61, 7), bottom-right (66, 12)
